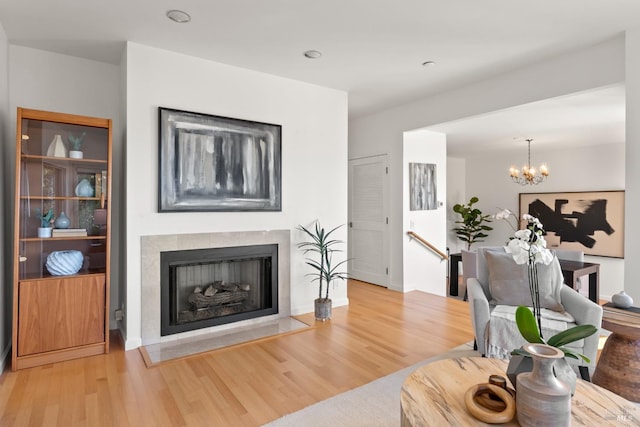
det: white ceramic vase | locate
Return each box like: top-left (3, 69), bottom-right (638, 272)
top-left (516, 343), bottom-right (571, 427)
top-left (38, 227), bottom-right (52, 238)
top-left (46, 134), bottom-right (67, 157)
top-left (612, 291), bottom-right (634, 308)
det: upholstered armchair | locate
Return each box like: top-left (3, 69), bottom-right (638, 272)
top-left (467, 247), bottom-right (602, 377)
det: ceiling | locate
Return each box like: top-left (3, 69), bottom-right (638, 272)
top-left (433, 84), bottom-right (626, 157)
top-left (0, 1), bottom-right (637, 150)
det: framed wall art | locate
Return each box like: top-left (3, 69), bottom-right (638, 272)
top-left (409, 162), bottom-right (437, 211)
top-left (519, 190), bottom-right (625, 258)
top-left (159, 107), bottom-right (282, 212)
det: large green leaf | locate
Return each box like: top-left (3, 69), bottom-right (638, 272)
top-left (515, 306), bottom-right (544, 344)
top-left (547, 325), bottom-right (598, 348)
top-left (557, 347), bottom-right (591, 363)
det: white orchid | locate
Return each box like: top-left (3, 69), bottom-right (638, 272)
top-left (506, 214), bottom-right (553, 266)
top-left (493, 208), bottom-right (519, 232)
top-left (505, 214), bottom-right (554, 335)
top-left (494, 208), bottom-right (513, 220)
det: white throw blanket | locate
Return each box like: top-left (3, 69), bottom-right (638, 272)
top-left (486, 305), bottom-right (576, 360)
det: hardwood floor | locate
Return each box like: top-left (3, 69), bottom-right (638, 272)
top-left (0, 280), bottom-right (474, 426)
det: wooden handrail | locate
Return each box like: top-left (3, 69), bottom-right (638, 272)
top-left (407, 231), bottom-right (448, 261)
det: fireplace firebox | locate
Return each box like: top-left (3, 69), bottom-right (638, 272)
top-left (160, 244), bottom-right (278, 336)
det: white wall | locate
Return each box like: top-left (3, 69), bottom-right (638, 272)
top-left (403, 130), bottom-right (447, 295)
top-left (463, 143), bottom-right (625, 300)
top-left (350, 36), bottom-right (624, 295)
top-left (0, 23), bottom-right (10, 372)
top-left (446, 157), bottom-right (466, 254)
top-left (625, 28), bottom-right (640, 304)
top-left (8, 46), bottom-right (124, 327)
top-left (124, 43), bottom-right (348, 349)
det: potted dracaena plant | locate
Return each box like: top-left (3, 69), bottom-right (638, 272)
top-left (297, 222), bottom-right (348, 321)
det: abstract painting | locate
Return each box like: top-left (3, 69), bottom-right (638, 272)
top-left (159, 108), bottom-right (282, 212)
top-left (519, 191), bottom-right (624, 258)
top-left (409, 163), bottom-right (437, 211)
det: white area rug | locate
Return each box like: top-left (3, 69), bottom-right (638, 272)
top-left (262, 342), bottom-right (479, 427)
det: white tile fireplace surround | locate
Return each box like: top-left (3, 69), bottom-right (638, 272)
top-left (140, 230), bottom-right (291, 345)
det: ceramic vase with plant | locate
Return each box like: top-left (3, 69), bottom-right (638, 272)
top-left (452, 196), bottom-right (493, 250)
top-left (68, 131), bottom-right (86, 159)
top-left (36, 207), bottom-right (54, 238)
top-left (506, 214), bottom-right (598, 394)
top-left (298, 222), bottom-right (348, 321)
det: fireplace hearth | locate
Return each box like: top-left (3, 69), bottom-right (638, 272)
top-left (160, 244), bottom-right (278, 336)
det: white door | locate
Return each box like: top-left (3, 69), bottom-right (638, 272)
top-left (348, 155), bottom-right (389, 286)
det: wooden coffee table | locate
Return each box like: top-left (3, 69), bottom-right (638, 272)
top-left (401, 357), bottom-right (638, 426)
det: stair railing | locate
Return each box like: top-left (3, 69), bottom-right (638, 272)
top-left (407, 231), bottom-right (448, 261)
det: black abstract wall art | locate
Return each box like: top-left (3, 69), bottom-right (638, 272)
top-left (519, 191), bottom-right (624, 258)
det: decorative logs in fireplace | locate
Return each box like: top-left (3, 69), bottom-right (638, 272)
top-left (187, 280), bottom-right (250, 310)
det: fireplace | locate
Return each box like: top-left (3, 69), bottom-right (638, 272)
top-left (160, 244), bottom-right (278, 336)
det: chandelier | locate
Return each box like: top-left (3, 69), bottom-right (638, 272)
top-left (509, 138), bottom-right (549, 185)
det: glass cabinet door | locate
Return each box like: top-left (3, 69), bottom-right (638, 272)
top-left (17, 114), bottom-right (109, 280)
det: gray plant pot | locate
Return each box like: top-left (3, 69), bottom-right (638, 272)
top-left (315, 298), bottom-right (332, 321)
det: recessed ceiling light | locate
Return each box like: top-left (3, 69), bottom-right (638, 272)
top-left (422, 60), bottom-right (436, 67)
top-left (304, 50), bottom-right (322, 59)
top-left (166, 10), bottom-right (191, 23)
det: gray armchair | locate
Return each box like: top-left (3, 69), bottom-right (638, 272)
top-left (467, 247), bottom-right (602, 376)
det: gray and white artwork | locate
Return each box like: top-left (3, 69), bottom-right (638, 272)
top-left (159, 108), bottom-right (281, 211)
top-left (409, 163), bottom-right (437, 211)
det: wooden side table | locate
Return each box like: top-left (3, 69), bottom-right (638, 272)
top-left (401, 357), bottom-right (638, 426)
top-left (593, 313), bottom-right (640, 403)
top-left (449, 252), bottom-right (462, 296)
top-left (558, 259), bottom-right (600, 303)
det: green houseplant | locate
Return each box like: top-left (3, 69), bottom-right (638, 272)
top-left (68, 131), bottom-right (86, 159)
top-left (452, 196), bottom-right (493, 250)
top-left (35, 207), bottom-right (54, 238)
top-left (298, 222), bottom-right (348, 321)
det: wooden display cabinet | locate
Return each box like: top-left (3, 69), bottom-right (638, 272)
top-left (12, 108), bottom-right (112, 370)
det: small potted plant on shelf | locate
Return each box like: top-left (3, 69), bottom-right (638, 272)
top-left (297, 221), bottom-right (348, 321)
top-left (35, 207), bottom-right (54, 238)
top-left (452, 196), bottom-right (493, 250)
top-left (68, 131), bottom-right (86, 159)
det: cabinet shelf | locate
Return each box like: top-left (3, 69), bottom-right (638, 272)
top-left (20, 269), bottom-right (107, 282)
top-left (21, 196), bottom-right (106, 201)
top-left (20, 236), bottom-right (107, 242)
top-left (21, 154), bottom-right (107, 165)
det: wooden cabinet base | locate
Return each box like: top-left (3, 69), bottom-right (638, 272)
top-left (14, 342), bottom-right (107, 370)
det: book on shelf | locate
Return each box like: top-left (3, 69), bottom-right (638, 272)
top-left (52, 228), bottom-right (88, 237)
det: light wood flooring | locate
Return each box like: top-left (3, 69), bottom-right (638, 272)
top-left (0, 280), bottom-right (474, 426)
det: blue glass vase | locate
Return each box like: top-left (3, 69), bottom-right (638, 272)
top-left (54, 211), bottom-right (70, 229)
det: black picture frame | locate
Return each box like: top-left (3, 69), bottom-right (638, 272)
top-left (158, 107), bottom-right (282, 212)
